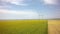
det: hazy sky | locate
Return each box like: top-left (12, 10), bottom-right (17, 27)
top-left (0, 0), bottom-right (60, 19)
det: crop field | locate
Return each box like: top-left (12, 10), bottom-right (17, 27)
top-left (48, 20), bottom-right (60, 34)
top-left (0, 20), bottom-right (47, 34)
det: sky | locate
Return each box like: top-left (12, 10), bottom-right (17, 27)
top-left (0, 0), bottom-right (60, 19)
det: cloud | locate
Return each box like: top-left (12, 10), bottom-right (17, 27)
top-left (0, 0), bottom-right (28, 6)
top-left (0, 9), bottom-right (37, 15)
top-left (0, 9), bottom-right (39, 19)
top-left (43, 0), bottom-right (60, 5)
top-left (0, 0), bottom-right (32, 10)
top-left (0, 0), bottom-right (30, 9)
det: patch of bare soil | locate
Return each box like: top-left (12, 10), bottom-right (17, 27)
top-left (48, 20), bottom-right (60, 34)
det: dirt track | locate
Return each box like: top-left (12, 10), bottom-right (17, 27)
top-left (48, 20), bottom-right (60, 34)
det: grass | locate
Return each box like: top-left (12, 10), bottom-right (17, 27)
top-left (0, 20), bottom-right (48, 34)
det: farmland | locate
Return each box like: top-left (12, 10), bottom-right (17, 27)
top-left (0, 20), bottom-right (47, 34)
top-left (48, 20), bottom-right (60, 34)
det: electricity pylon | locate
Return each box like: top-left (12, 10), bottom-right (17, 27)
top-left (37, 11), bottom-right (43, 19)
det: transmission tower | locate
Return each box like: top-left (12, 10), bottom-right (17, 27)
top-left (37, 11), bottom-right (43, 19)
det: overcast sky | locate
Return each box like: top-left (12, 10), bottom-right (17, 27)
top-left (0, 0), bottom-right (60, 19)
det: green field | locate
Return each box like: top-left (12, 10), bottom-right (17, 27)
top-left (0, 20), bottom-right (48, 34)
